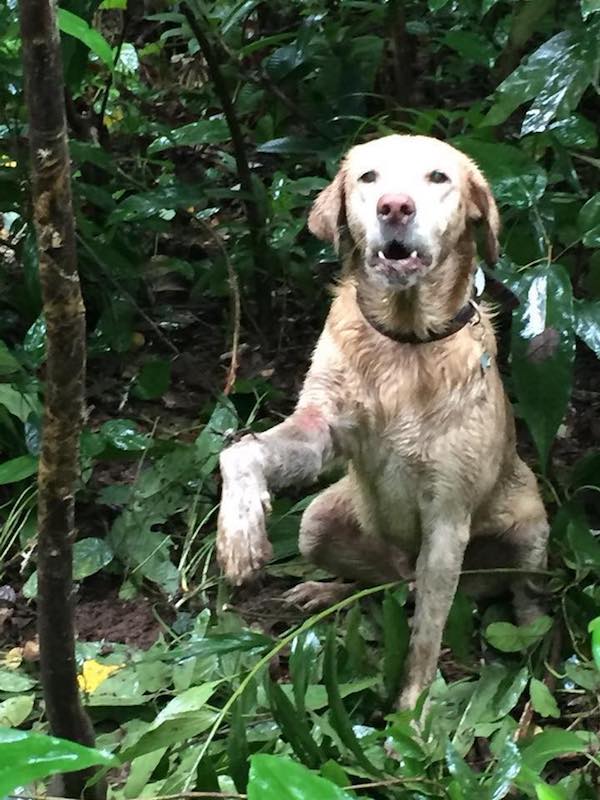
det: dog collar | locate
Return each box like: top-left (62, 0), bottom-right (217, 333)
top-left (356, 294), bottom-right (480, 345)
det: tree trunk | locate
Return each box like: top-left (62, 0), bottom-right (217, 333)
top-left (19, 2), bottom-right (103, 797)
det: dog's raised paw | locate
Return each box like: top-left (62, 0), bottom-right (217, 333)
top-left (283, 581), bottom-right (354, 611)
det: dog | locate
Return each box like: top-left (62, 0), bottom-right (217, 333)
top-left (217, 134), bottom-right (548, 709)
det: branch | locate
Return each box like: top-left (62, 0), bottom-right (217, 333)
top-left (19, 2), bottom-right (104, 798)
top-left (181, 2), bottom-right (273, 325)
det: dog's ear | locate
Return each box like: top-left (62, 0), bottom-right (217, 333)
top-left (467, 167), bottom-right (500, 267)
top-left (308, 166), bottom-right (346, 249)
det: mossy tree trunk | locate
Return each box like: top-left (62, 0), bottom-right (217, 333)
top-left (19, 2), bottom-right (103, 797)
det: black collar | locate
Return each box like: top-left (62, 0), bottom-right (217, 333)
top-left (356, 293), bottom-right (480, 345)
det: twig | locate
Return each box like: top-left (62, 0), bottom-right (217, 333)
top-left (181, 1), bottom-right (273, 325)
top-left (195, 219), bottom-right (241, 394)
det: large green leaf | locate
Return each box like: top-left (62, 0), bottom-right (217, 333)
top-left (510, 264), bottom-right (575, 469)
top-left (520, 729), bottom-right (589, 771)
top-left (578, 193), bottom-right (600, 247)
top-left (581, 0), bottom-right (600, 19)
top-left (0, 454), bottom-right (38, 485)
top-left (58, 9), bottom-right (113, 66)
top-left (529, 678), bottom-right (560, 718)
top-left (0, 728), bottom-right (116, 796)
top-left (247, 754), bottom-right (354, 800)
top-left (485, 26), bottom-right (600, 135)
top-left (485, 616), bottom-right (553, 652)
top-left (487, 739), bottom-right (521, 800)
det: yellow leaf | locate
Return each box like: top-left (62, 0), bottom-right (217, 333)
top-left (4, 647), bottom-right (23, 669)
top-left (77, 660), bottom-right (123, 693)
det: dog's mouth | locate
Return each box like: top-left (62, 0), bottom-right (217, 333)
top-left (368, 240), bottom-right (432, 282)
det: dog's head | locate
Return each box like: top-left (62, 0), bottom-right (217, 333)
top-left (309, 135), bottom-right (499, 291)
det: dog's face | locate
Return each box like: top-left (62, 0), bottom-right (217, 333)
top-left (309, 135), bottom-right (499, 291)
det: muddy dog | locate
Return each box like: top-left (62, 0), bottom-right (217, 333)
top-left (216, 135), bottom-right (548, 709)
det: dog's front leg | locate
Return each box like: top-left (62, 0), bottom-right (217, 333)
top-left (398, 507), bottom-right (471, 710)
top-left (218, 405), bottom-right (335, 586)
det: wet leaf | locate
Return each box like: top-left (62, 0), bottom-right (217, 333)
top-left (578, 193), bottom-right (600, 247)
top-left (510, 264), bottom-right (575, 469)
top-left (290, 630), bottom-right (320, 716)
top-left (446, 742), bottom-right (478, 793)
top-left (581, 0), bottom-right (600, 19)
top-left (574, 299), bottom-right (600, 357)
top-left (0, 727), bottom-right (116, 796)
top-left (73, 537), bottom-right (114, 580)
top-left (248, 754), bottom-right (354, 800)
top-left (529, 678), bottom-right (560, 718)
top-left (485, 27), bottom-right (600, 135)
top-left (487, 739), bottom-right (520, 800)
top-left (100, 419), bottom-right (152, 452)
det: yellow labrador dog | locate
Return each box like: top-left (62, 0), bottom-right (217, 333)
top-left (217, 135), bottom-right (548, 709)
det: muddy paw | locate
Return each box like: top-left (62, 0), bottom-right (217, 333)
top-left (283, 581), bottom-right (355, 612)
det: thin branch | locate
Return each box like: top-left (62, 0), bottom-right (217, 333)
top-left (181, 2), bottom-right (273, 325)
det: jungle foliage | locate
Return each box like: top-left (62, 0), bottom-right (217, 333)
top-left (1, 0), bottom-right (600, 798)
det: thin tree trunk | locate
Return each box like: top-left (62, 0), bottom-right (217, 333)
top-left (19, 2), bottom-right (103, 797)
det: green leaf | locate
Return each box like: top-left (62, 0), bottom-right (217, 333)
top-left (581, 0), bottom-right (600, 20)
top-left (248, 754), bottom-right (354, 800)
top-left (57, 9), bottom-right (113, 66)
top-left (73, 538), bottom-right (114, 580)
top-left (487, 739), bottom-right (521, 800)
top-left (520, 729), bottom-right (589, 771)
top-left (383, 589), bottom-right (410, 701)
top-left (323, 626), bottom-right (377, 774)
top-left (428, 0), bottom-right (452, 9)
top-left (0, 455), bottom-right (38, 485)
top-left (535, 782), bottom-right (567, 800)
top-left (120, 682), bottom-right (219, 760)
top-left (227, 699), bottom-right (249, 792)
top-left (267, 677), bottom-right (322, 768)
top-left (0, 384), bottom-right (40, 423)
top-left (100, 419), bottom-right (152, 452)
top-left (579, 193), bottom-right (600, 248)
top-left (446, 742), bottom-right (478, 793)
top-left (133, 359), bottom-right (171, 400)
top-left (290, 630), bottom-right (320, 717)
top-left (148, 119), bottom-right (230, 154)
top-left (529, 678), bottom-right (560, 718)
top-left (444, 591), bottom-right (474, 663)
top-left (0, 669), bottom-right (36, 693)
top-left (485, 616), bottom-right (553, 652)
top-left (0, 341), bottom-right (21, 376)
top-left (485, 27), bottom-right (600, 135)
top-left (0, 727), bottom-right (116, 797)
top-left (574, 299), bottom-right (600, 357)
top-left (588, 617), bottom-right (600, 670)
top-left (510, 264), bottom-right (575, 469)
top-left (453, 139), bottom-right (547, 209)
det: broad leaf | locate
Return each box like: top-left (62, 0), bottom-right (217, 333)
top-left (487, 739), bottom-right (521, 800)
top-left (0, 454), bottom-right (37, 485)
top-left (248, 754), bottom-right (353, 800)
top-left (58, 9), bottom-right (113, 66)
top-left (529, 678), bottom-right (560, 718)
top-left (578, 193), bottom-right (600, 247)
top-left (510, 264), bottom-right (575, 469)
top-left (520, 729), bottom-right (589, 771)
top-left (148, 118), bottom-right (230, 154)
top-left (485, 616), bottom-right (553, 652)
top-left (574, 299), bottom-right (600, 357)
top-left (0, 728), bottom-right (116, 796)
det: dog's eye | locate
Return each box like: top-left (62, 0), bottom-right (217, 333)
top-left (428, 170), bottom-right (450, 184)
top-left (359, 170), bottom-right (378, 184)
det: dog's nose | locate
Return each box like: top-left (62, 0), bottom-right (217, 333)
top-left (377, 193), bottom-right (416, 225)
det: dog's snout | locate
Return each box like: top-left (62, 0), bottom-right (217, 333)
top-left (377, 193), bottom-right (416, 226)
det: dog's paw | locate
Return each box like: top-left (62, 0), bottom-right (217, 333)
top-left (217, 454), bottom-right (273, 585)
top-left (283, 581), bottom-right (354, 612)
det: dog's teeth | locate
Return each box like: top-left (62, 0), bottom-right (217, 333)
top-left (378, 250), bottom-right (385, 259)
top-left (410, 250), bottom-right (417, 258)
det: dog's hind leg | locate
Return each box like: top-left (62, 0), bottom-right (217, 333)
top-left (284, 476), bottom-right (414, 611)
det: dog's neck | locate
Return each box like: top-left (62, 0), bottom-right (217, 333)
top-left (353, 233), bottom-right (476, 341)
